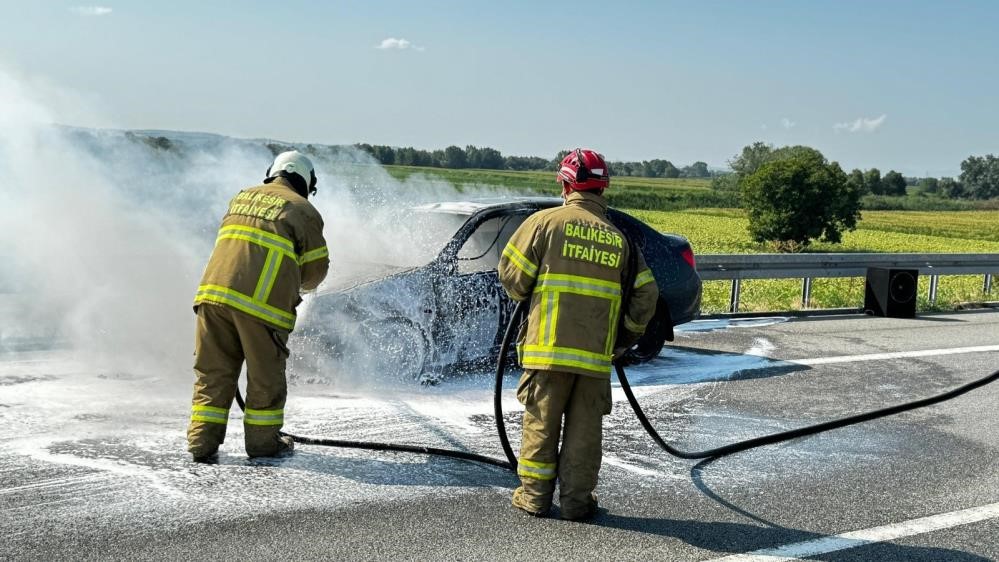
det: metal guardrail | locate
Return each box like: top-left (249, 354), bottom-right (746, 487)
top-left (696, 253), bottom-right (999, 313)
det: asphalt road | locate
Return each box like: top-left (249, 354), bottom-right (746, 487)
top-left (1, 310), bottom-right (997, 561)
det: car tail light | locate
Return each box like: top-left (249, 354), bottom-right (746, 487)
top-left (680, 247), bottom-right (696, 269)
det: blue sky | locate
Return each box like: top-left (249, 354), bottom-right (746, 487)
top-left (1, 0), bottom-right (997, 175)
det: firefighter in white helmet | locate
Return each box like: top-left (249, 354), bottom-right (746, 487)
top-left (187, 150), bottom-right (330, 462)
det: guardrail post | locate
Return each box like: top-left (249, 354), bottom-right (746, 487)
top-left (985, 274), bottom-right (993, 295)
top-left (801, 277), bottom-right (813, 308)
top-left (729, 279), bottom-right (741, 313)
top-left (928, 274), bottom-right (939, 304)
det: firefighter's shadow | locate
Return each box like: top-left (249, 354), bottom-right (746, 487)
top-left (588, 458), bottom-right (989, 561)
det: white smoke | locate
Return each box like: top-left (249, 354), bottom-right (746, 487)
top-left (0, 65), bottom-right (518, 390)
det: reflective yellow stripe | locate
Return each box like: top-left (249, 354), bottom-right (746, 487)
top-left (217, 225), bottom-right (298, 262)
top-left (191, 404), bottom-right (229, 425)
top-left (547, 292), bottom-right (558, 346)
top-left (535, 273), bottom-right (621, 300)
top-left (538, 291), bottom-right (558, 346)
top-left (634, 269), bottom-right (655, 289)
top-left (606, 298), bottom-right (621, 355)
top-left (253, 249), bottom-right (282, 303)
top-left (195, 285), bottom-right (296, 330)
top-left (299, 246), bottom-right (329, 265)
top-left (517, 458), bottom-right (557, 480)
top-left (244, 407), bottom-right (284, 426)
top-left (502, 243), bottom-right (538, 278)
top-left (520, 345), bottom-right (612, 375)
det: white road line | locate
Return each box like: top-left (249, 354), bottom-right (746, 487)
top-left (707, 501), bottom-right (999, 561)
top-left (789, 345), bottom-right (999, 366)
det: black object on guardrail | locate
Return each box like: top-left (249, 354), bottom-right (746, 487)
top-left (865, 267), bottom-right (919, 318)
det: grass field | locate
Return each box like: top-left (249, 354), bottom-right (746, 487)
top-left (383, 165), bottom-right (714, 193)
top-left (382, 165), bottom-right (731, 210)
top-left (629, 208), bottom-right (999, 313)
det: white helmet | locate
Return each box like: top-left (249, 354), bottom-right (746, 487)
top-left (267, 150), bottom-right (317, 196)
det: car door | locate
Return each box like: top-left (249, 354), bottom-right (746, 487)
top-left (433, 211), bottom-right (529, 366)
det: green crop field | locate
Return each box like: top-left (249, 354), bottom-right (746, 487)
top-left (627, 208), bottom-right (999, 313)
top-left (382, 165), bottom-right (731, 210)
top-left (383, 165), bottom-right (713, 193)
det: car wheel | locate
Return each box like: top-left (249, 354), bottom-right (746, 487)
top-left (351, 318), bottom-right (429, 382)
top-left (621, 300), bottom-right (671, 365)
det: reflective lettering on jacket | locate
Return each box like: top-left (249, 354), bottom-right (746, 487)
top-left (194, 180), bottom-right (330, 331)
top-left (498, 191), bottom-right (659, 379)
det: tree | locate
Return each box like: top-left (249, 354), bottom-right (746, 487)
top-left (443, 145), bottom-right (467, 169)
top-left (915, 177), bottom-right (939, 196)
top-left (846, 169), bottom-right (866, 196)
top-left (682, 161), bottom-right (710, 178)
top-left (939, 177), bottom-right (965, 199)
top-left (882, 170), bottom-right (907, 196)
top-left (740, 147), bottom-right (860, 250)
top-left (372, 145), bottom-right (395, 165)
top-left (465, 145), bottom-right (482, 168)
top-left (864, 168), bottom-right (883, 195)
top-left (478, 147), bottom-right (504, 169)
top-left (959, 154), bottom-right (999, 199)
top-left (729, 142), bottom-right (774, 177)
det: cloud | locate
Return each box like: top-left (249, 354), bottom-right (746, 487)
top-left (376, 37), bottom-right (425, 51)
top-left (781, 117), bottom-right (795, 130)
top-left (71, 6), bottom-right (113, 16)
top-left (833, 114), bottom-right (886, 133)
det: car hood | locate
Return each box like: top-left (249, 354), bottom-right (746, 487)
top-left (316, 262), bottom-right (419, 294)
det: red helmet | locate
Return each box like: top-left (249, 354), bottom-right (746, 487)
top-left (557, 148), bottom-right (610, 191)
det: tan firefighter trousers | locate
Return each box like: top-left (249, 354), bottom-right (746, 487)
top-left (187, 303), bottom-right (291, 458)
top-left (512, 369), bottom-right (612, 517)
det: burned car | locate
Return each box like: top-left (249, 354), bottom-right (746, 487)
top-left (294, 197), bottom-right (701, 381)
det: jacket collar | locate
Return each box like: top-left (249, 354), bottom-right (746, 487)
top-left (265, 176), bottom-right (306, 198)
top-left (564, 190), bottom-right (608, 213)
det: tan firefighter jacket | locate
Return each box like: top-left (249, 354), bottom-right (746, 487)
top-left (498, 191), bottom-right (659, 378)
top-left (193, 177), bottom-right (330, 331)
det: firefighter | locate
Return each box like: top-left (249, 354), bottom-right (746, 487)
top-left (498, 148), bottom-right (658, 520)
top-left (187, 150), bottom-right (330, 462)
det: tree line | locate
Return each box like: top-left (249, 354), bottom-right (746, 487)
top-left (349, 144), bottom-right (713, 178)
top-left (716, 141), bottom-right (999, 251)
top-left (713, 142), bottom-right (999, 201)
top-left (140, 132), bottom-right (998, 200)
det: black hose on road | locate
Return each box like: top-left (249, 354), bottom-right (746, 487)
top-left (236, 298), bottom-right (998, 470)
top-left (494, 300), bottom-right (999, 462)
top-left (614, 361), bottom-right (999, 460)
top-left (234, 384), bottom-right (513, 470)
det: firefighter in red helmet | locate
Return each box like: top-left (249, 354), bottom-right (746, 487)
top-left (498, 148), bottom-right (659, 519)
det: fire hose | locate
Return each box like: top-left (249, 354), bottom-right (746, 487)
top-left (237, 299), bottom-right (999, 471)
